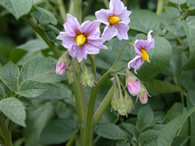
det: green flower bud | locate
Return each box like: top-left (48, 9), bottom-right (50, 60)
top-left (111, 83), bottom-right (120, 111)
top-left (118, 96), bottom-right (128, 116)
top-left (124, 91), bottom-right (133, 113)
top-left (80, 63), bottom-right (95, 87)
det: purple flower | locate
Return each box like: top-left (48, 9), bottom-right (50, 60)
top-left (138, 92), bottom-right (148, 104)
top-left (95, 0), bottom-right (131, 41)
top-left (127, 79), bottom-right (141, 96)
top-left (57, 14), bottom-right (107, 62)
top-left (56, 61), bottom-right (66, 75)
top-left (128, 30), bottom-right (155, 74)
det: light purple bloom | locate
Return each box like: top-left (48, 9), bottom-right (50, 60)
top-left (128, 30), bottom-right (155, 74)
top-left (127, 79), bottom-right (141, 96)
top-left (138, 91), bottom-right (148, 104)
top-left (56, 61), bottom-right (66, 75)
top-left (95, 0), bottom-right (131, 41)
top-left (57, 14), bottom-right (107, 62)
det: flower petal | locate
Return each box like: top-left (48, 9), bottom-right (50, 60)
top-left (115, 22), bottom-right (129, 40)
top-left (128, 56), bottom-right (144, 74)
top-left (56, 32), bottom-right (76, 49)
top-left (109, 0), bottom-right (125, 15)
top-left (95, 9), bottom-right (112, 25)
top-left (63, 14), bottom-right (81, 36)
top-left (81, 21), bottom-right (101, 39)
top-left (69, 45), bottom-right (87, 62)
top-left (118, 7), bottom-right (131, 24)
top-left (88, 38), bottom-right (107, 49)
top-left (102, 25), bottom-right (117, 41)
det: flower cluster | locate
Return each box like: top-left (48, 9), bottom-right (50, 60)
top-left (56, 0), bottom-right (155, 115)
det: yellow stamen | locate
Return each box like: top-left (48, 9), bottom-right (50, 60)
top-left (140, 49), bottom-right (150, 62)
top-left (108, 16), bottom-right (121, 25)
top-left (76, 34), bottom-right (86, 47)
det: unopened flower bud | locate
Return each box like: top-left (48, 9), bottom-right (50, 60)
top-left (80, 63), bottom-right (95, 87)
top-left (56, 51), bottom-right (69, 75)
top-left (118, 96), bottom-right (128, 116)
top-left (126, 69), bottom-right (141, 96)
top-left (67, 66), bottom-right (75, 84)
top-left (124, 91), bottom-right (133, 113)
top-left (137, 84), bottom-right (150, 104)
top-left (56, 61), bottom-right (66, 75)
top-left (111, 83), bottom-right (120, 111)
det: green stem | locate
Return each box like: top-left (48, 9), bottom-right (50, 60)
top-left (156, 0), bottom-right (164, 15)
top-left (22, 16), bottom-right (61, 58)
top-left (69, 0), bottom-right (82, 22)
top-left (66, 136), bottom-right (75, 146)
top-left (72, 80), bottom-right (87, 146)
top-left (103, 0), bottom-right (109, 8)
top-left (92, 86), bottom-right (114, 128)
top-left (0, 117), bottom-right (12, 146)
top-left (83, 0), bottom-right (95, 19)
top-left (112, 42), bottom-right (134, 69)
top-left (56, 0), bottom-right (67, 22)
top-left (89, 55), bottom-right (96, 80)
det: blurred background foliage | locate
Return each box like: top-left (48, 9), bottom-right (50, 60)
top-left (0, 0), bottom-right (195, 146)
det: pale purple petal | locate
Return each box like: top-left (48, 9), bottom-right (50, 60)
top-left (109, 0), bottom-right (125, 15)
top-left (146, 30), bottom-right (155, 50)
top-left (88, 38), bottom-right (107, 49)
top-left (69, 45), bottom-right (87, 62)
top-left (138, 92), bottom-right (148, 104)
top-left (83, 43), bottom-right (100, 55)
top-left (134, 40), bottom-right (149, 51)
top-left (128, 56), bottom-right (144, 74)
top-left (56, 61), bottom-right (66, 75)
top-left (57, 32), bottom-right (76, 49)
top-left (102, 25), bottom-right (117, 41)
top-left (118, 7), bottom-right (131, 24)
top-left (127, 80), bottom-right (141, 96)
top-left (115, 22), bottom-right (129, 40)
top-left (63, 14), bottom-right (81, 35)
top-left (81, 21), bottom-right (101, 39)
top-left (95, 9), bottom-right (113, 25)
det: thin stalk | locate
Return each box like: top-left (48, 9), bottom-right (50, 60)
top-left (103, 0), bottom-right (109, 8)
top-left (89, 55), bottom-right (96, 80)
top-left (72, 79), bottom-right (87, 146)
top-left (0, 117), bottom-right (12, 146)
top-left (112, 42), bottom-right (134, 69)
top-left (83, 0), bottom-right (95, 19)
top-left (22, 16), bottom-right (61, 58)
top-left (69, 0), bottom-right (82, 22)
top-left (92, 86), bottom-right (114, 128)
top-left (156, 0), bottom-right (164, 15)
top-left (66, 136), bottom-right (75, 146)
top-left (56, 0), bottom-right (67, 22)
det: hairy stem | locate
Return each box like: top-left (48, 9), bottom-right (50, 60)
top-left (156, 0), bottom-right (164, 15)
top-left (56, 0), bottom-right (67, 22)
top-left (66, 135), bottom-right (75, 146)
top-left (93, 86), bottom-right (114, 128)
top-left (72, 79), bottom-right (87, 146)
top-left (89, 55), bottom-right (96, 80)
top-left (0, 117), bottom-right (12, 146)
top-left (69, 0), bottom-right (82, 22)
top-left (23, 16), bottom-right (61, 58)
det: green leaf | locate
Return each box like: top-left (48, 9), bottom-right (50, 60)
top-left (187, 90), bottom-right (195, 146)
top-left (19, 57), bottom-right (65, 84)
top-left (32, 6), bottom-right (57, 25)
top-left (130, 10), bottom-right (161, 34)
top-left (144, 79), bottom-right (183, 93)
top-left (122, 123), bottom-right (137, 136)
top-left (39, 119), bottom-right (78, 144)
top-left (182, 16), bottom-right (195, 70)
top-left (137, 36), bottom-right (172, 81)
top-left (172, 136), bottom-right (189, 146)
top-left (96, 123), bottom-right (128, 140)
top-left (139, 130), bottom-right (159, 146)
top-left (136, 106), bottom-right (154, 131)
top-left (163, 103), bottom-right (183, 123)
top-left (16, 39), bottom-right (48, 51)
top-left (0, 62), bottom-right (19, 92)
top-left (169, 0), bottom-right (187, 5)
top-left (0, 0), bottom-right (33, 19)
top-left (17, 80), bottom-right (47, 98)
top-left (157, 106), bottom-right (195, 146)
top-left (187, 0), bottom-right (195, 8)
top-left (0, 86), bottom-right (6, 99)
top-left (164, 6), bottom-right (180, 17)
top-left (0, 97), bottom-right (26, 127)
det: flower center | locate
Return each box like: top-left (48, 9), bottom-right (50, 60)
top-left (108, 16), bottom-right (121, 25)
top-left (140, 49), bottom-right (150, 62)
top-left (76, 34), bottom-right (87, 47)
